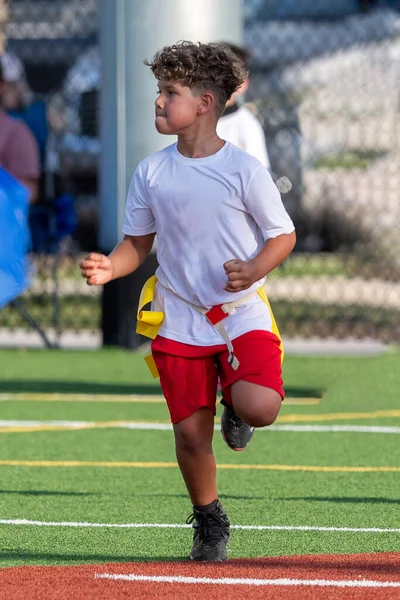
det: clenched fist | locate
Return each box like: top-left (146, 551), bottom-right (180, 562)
top-left (223, 259), bottom-right (259, 293)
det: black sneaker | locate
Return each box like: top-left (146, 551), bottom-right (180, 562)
top-left (220, 398), bottom-right (255, 451)
top-left (186, 499), bottom-right (230, 561)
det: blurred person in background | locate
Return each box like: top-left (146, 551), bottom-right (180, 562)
top-left (1, 52), bottom-right (77, 253)
top-left (217, 42), bottom-right (270, 169)
top-left (0, 51), bottom-right (48, 167)
top-left (0, 57), bottom-right (40, 203)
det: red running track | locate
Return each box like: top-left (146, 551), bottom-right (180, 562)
top-left (1, 552), bottom-right (399, 600)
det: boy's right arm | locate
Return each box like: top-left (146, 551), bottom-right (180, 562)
top-left (79, 233), bottom-right (155, 285)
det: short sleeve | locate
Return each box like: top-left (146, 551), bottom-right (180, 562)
top-left (244, 165), bottom-right (295, 240)
top-left (242, 111), bottom-right (270, 170)
top-left (122, 164), bottom-right (156, 236)
top-left (7, 121), bottom-right (40, 180)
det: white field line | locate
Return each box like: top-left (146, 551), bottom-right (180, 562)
top-left (0, 420), bottom-right (399, 434)
top-left (268, 425), bottom-right (400, 434)
top-left (94, 573), bottom-right (400, 588)
top-left (0, 519), bottom-right (399, 534)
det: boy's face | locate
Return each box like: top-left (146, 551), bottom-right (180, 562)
top-left (155, 80), bottom-right (205, 134)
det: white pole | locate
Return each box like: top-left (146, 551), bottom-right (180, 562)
top-left (99, 0), bottom-right (242, 251)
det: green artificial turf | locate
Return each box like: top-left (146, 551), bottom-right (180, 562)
top-left (0, 348), bottom-right (399, 566)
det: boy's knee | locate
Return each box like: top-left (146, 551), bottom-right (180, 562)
top-left (233, 387), bottom-right (282, 428)
top-left (243, 408), bottom-right (279, 428)
top-left (174, 422), bottom-right (210, 454)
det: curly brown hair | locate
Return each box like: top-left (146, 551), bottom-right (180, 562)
top-left (220, 42), bottom-right (252, 72)
top-left (145, 41), bottom-right (248, 117)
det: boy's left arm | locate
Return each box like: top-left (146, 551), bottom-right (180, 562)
top-left (225, 165), bottom-right (296, 293)
top-left (224, 231), bottom-right (296, 292)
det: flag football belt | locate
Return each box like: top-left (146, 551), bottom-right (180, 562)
top-left (136, 275), bottom-right (283, 378)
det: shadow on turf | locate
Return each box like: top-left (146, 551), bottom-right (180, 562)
top-left (3, 490), bottom-right (398, 504)
top-left (0, 490), bottom-right (97, 497)
top-left (0, 490), bottom-right (270, 501)
top-left (0, 381), bottom-right (160, 395)
top-left (137, 493), bottom-right (269, 500)
top-left (283, 496), bottom-right (400, 504)
top-left (0, 551), bottom-right (188, 563)
top-left (0, 380), bottom-right (322, 399)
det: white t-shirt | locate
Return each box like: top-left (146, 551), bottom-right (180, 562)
top-left (123, 141), bottom-right (294, 346)
top-left (217, 105), bottom-right (270, 169)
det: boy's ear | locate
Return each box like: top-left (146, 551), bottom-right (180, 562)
top-left (226, 77), bottom-right (249, 107)
top-left (237, 77), bottom-right (249, 95)
top-left (197, 92), bottom-right (215, 115)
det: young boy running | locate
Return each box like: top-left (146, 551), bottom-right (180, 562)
top-left (80, 41), bottom-right (296, 562)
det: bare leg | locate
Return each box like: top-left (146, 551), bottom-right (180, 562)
top-left (173, 407), bottom-right (218, 506)
top-left (231, 381), bottom-right (282, 428)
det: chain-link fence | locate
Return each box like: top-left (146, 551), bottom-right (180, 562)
top-left (1, 0), bottom-right (399, 346)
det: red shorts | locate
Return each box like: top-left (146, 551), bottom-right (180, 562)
top-left (151, 330), bottom-right (284, 424)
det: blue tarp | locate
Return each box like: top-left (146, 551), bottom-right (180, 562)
top-left (0, 167), bottom-right (31, 309)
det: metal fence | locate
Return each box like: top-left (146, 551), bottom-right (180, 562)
top-left (1, 0), bottom-right (399, 346)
